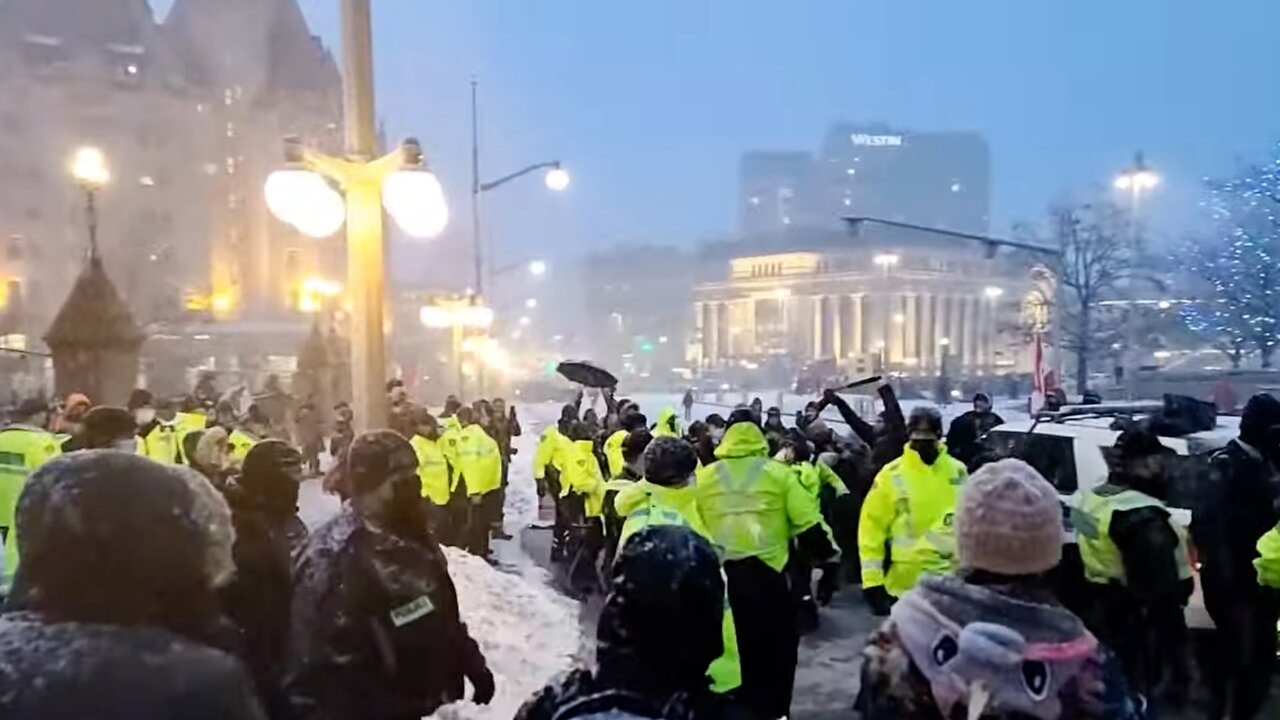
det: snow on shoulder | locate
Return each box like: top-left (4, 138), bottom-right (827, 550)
top-left (431, 546), bottom-right (581, 720)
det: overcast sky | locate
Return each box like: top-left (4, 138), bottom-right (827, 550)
top-left (151, 0), bottom-right (1280, 270)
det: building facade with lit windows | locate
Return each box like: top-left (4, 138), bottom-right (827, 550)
top-left (0, 0), bottom-right (343, 349)
top-left (737, 123), bottom-right (991, 235)
top-left (690, 226), bottom-right (1031, 376)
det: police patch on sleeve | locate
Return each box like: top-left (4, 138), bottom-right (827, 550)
top-left (390, 595), bottom-right (435, 627)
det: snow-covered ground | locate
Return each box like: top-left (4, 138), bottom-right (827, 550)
top-left (297, 404), bottom-right (582, 720)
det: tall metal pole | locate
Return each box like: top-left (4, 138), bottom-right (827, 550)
top-left (84, 188), bottom-right (99, 262)
top-left (471, 77), bottom-right (483, 296)
top-left (340, 0), bottom-right (387, 431)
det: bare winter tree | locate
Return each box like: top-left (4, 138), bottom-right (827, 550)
top-left (1024, 201), bottom-right (1131, 391)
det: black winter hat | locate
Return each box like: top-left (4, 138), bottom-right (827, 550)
top-left (127, 388), bottom-right (154, 411)
top-left (347, 430), bottom-right (417, 495)
top-left (621, 429), bottom-right (653, 462)
top-left (726, 407), bottom-right (757, 429)
top-left (598, 525), bottom-right (724, 690)
top-left (1241, 393), bottom-right (1280, 448)
top-left (1113, 428), bottom-right (1172, 459)
top-left (908, 406), bottom-right (944, 440)
top-left (643, 437), bottom-right (698, 486)
top-left (81, 406), bottom-right (135, 446)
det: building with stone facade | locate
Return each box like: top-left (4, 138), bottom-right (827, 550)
top-left (691, 226), bottom-right (1032, 378)
top-left (0, 0), bottom-right (342, 353)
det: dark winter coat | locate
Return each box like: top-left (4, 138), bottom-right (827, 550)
top-left (946, 410), bottom-right (1005, 467)
top-left (220, 483), bottom-right (307, 718)
top-left (517, 525), bottom-right (756, 720)
top-left (0, 613), bottom-right (265, 720)
top-left (1192, 439), bottom-right (1280, 609)
top-left (284, 507), bottom-right (488, 720)
top-left (818, 384), bottom-right (906, 471)
top-left (0, 451), bottom-right (261, 719)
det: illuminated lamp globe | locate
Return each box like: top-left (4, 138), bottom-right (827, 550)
top-left (545, 166), bottom-right (571, 192)
top-left (291, 184), bottom-right (347, 238)
top-left (383, 169), bottom-right (449, 239)
top-left (266, 168), bottom-right (335, 230)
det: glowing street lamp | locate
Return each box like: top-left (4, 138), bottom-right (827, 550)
top-left (529, 259), bottom-right (549, 277)
top-left (524, 298), bottom-right (538, 309)
top-left (873, 253), bottom-right (900, 278)
top-left (70, 146), bottom-right (110, 260)
top-left (984, 286), bottom-right (1005, 300)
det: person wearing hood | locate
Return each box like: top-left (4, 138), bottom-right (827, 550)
top-left (859, 406), bottom-right (967, 615)
top-left (130, 388), bottom-right (179, 464)
top-left (858, 458), bottom-right (1145, 720)
top-left (286, 431), bottom-right (494, 720)
top-left (1068, 428), bottom-right (1191, 701)
top-left (695, 415), bottom-right (836, 718)
top-left (604, 408), bottom-right (648, 479)
top-left (653, 406), bottom-right (682, 438)
top-left (535, 403), bottom-right (580, 561)
top-left (0, 451), bottom-right (264, 719)
top-left (602, 428), bottom-right (651, 575)
top-left (946, 393), bottom-right (1005, 469)
top-left (614, 437), bottom-right (741, 695)
top-left (0, 397), bottom-right (58, 587)
top-left (220, 440), bottom-right (308, 718)
top-left (453, 406), bottom-right (503, 558)
top-left (1192, 392), bottom-right (1280, 720)
top-left (515, 525), bottom-right (751, 720)
top-left (762, 407), bottom-right (788, 455)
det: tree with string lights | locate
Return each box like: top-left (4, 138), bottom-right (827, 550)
top-left (1178, 142), bottom-right (1280, 368)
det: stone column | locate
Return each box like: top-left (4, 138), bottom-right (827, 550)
top-left (811, 296), bottom-right (823, 359)
top-left (964, 296), bottom-right (980, 370)
top-left (830, 295), bottom-right (843, 359)
top-left (920, 293), bottom-right (935, 372)
top-left (851, 294), bottom-right (865, 357)
top-left (705, 302), bottom-right (719, 366)
top-left (904, 294), bottom-right (920, 366)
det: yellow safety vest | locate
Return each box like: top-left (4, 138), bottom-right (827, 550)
top-left (136, 423), bottom-right (180, 464)
top-left (559, 440), bottom-right (606, 517)
top-left (615, 480), bottom-right (741, 694)
top-left (411, 434), bottom-right (454, 506)
top-left (0, 426), bottom-right (61, 584)
top-left (1255, 521), bottom-right (1280, 589)
top-left (1068, 486), bottom-right (1193, 585)
top-left (174, 411), bottom-right (207, 464)
top-left (454, 425), bottom-right (502, 497)
top-left (902, 510), bottom-right (959, 579)
top-left (603, 429), bottom-right (628, 479)
top-left (227, 428), bottom-right (258, 463)
top-left (857, 445), bottom-right (967, 596)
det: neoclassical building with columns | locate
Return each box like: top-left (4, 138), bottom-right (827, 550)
top-left (691, 234), bottom-right (1032, 376)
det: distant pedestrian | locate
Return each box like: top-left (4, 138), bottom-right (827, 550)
top-left (683, 388), bottom-right (696, 422)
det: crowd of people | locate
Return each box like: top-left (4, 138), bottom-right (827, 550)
top-left (0, 376), bottom-right (1278, 720)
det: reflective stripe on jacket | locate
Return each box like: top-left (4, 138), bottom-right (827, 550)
top-left (694, 423), bottom-right (823, 572)
top-left (1069, 486), bottom-right (1192, 585)
top-left (857, 444), bottom-right (966, 596)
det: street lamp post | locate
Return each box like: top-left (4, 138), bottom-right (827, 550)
top-left (420, 299), bottom-right (495, 395)
top-left (470, 77), bottom-right (569, 297)
top-left (71, 147), bottom-right (109, 260)
top-left (266, 0), bottom-right (448, 431)
top-left (1114, 151), bottom-right (1159, 397)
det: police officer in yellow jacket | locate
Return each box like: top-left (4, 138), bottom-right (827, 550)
top-left (858, 406), bottom-right (966, 615)
top-left (453, 407), bottom-right (503, 559)
top-left (615, 436), bottom-right (742, 696)
top-left (533, 404), bottom-right (579, 561)
top-left (1068, 428), bottom-right (1191, 696)
top-left (558, 421), bottom-right (607, 595)
top-left (129, 391), bottom-right (180, 464)
top-left (0, 398), bottom-right (59, 585)
top-left (410, 409), bottom-right (459, 544)
top-left (695, 409), bottom-right (836, 719)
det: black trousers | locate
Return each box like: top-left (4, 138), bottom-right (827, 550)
top-left (1203, 587), bottom-right (1279, 720)
top-left (724, 557), bottom-right (798, 720)
top-left (464, 492), bottom-right (501, 558)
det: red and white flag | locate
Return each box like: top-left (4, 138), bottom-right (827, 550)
top-left (1030, 332), bottom-right (1047, 413)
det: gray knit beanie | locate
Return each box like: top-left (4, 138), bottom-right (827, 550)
top-left (955, 458), bottom-right (1062, 575)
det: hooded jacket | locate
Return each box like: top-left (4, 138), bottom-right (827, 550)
top-left (285, 507), bottom-right (488, 720)
top-left (515, 526), bottom-right (750, 720)
top-left (0, 451), bottom-right (262, 720)
top-left (859, 574), bottom-right (1144, 720)
top-left (695, 423), bottom-right (829, 572)
top-left (653, 407), bottom-right (681, 438)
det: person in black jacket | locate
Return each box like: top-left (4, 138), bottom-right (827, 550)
top-left (220, 440), bottom-right (308, 718)
top-left (515, 525), bottom-right (755, 720)
top-left (1191, 393), bottom-right (1280, 720)
top-left (815, 381), bottom-right (905, 472)
top-left (0, 451), bottom-right (264, 720)
top-left (285, 431), bottom-right (494, 720)
top-left (945, 392), bottom-right (1005, 469)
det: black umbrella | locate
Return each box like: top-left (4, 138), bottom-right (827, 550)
top-left (557, 360), bottom-right (619, 389)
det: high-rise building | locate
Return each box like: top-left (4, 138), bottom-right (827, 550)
top-left (736, 123), bottom-right (991, 236)
top-left (0, 0), bottom-right (342, 346)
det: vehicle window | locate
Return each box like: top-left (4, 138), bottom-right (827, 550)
top-left (982, 431), bottom-right (1078, 494)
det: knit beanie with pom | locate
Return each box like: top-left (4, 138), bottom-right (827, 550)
top-left (955, 458), bottom-right (1063, 576)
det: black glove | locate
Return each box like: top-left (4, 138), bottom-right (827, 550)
top-left (864, 585), bottom-right (894, 617)
top-left (469, 666), bottom-right (495, 705)
top-left (536, 478), bottom-right (548, 498)
top-left (822, 388), bottom-right (839, 404)
top-left (816, 562), bottom-right (840, 606)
